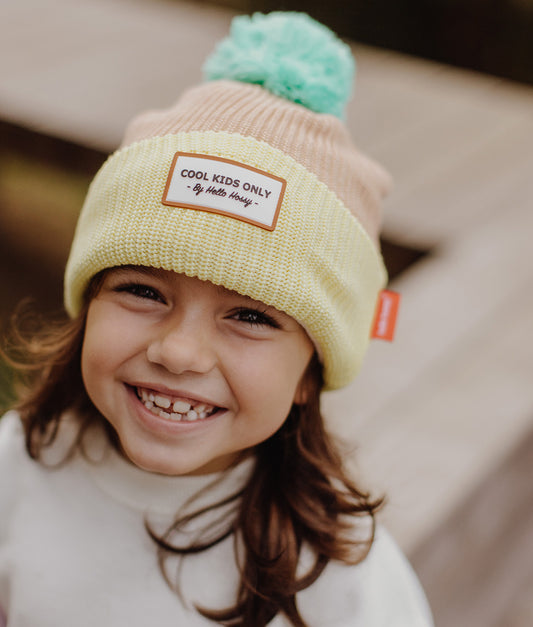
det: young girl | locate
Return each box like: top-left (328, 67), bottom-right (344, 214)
top-left (0, 12), bottom-right (433, 627)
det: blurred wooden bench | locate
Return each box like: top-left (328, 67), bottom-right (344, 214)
top-left (1, 1), bottom-right (533, 624)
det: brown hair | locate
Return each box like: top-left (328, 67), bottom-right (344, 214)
top-left (4, 272), bottom-right (112, 457)
top-left (4, 279), bottom-right (382, 627)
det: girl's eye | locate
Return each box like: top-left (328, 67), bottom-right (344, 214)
top-left (114, 283), bottom-right (165, 303)
top-left (231, 308), bottom-right (280, 329)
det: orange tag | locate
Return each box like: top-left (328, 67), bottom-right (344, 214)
top-left (370, 290), bottom-right (401, 341)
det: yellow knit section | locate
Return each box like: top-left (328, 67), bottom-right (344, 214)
top-left (64, 132), bottom-right (387, 389)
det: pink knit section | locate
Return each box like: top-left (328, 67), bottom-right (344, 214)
top-left (120, 81), bottom-right (390, 245)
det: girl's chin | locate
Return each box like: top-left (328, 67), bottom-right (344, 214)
top-left (119, 442), bottom-right (239, 476)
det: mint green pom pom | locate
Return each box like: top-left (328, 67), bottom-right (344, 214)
top-left (203, 12), bottom-right (355, 119)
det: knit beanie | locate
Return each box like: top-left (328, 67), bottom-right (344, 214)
top-left (64, 12), bottom-right (391, 390)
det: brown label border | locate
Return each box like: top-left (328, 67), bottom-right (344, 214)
top-left (161, 152), bottom-right (286, 232)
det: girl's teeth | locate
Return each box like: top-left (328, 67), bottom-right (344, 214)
top-left (154, 395), bottom-right (171, 409)
top-left (138, 388), bottom-right (216, 422)
top-left (173, 400), bottom-right (191, 413)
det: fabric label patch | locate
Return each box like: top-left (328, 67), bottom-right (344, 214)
top-left (162, 152), bottom-right (286, 231)
top-left (370, 290), bottom-right (401, 341)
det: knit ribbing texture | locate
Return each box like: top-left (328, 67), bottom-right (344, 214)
top-left (121, 81), bottom-right (390, 246)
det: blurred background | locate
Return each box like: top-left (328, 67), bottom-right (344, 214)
top-left (222, 0), bottom-right (533, 85)
top-left (1, 0), bottom-right (533, 625)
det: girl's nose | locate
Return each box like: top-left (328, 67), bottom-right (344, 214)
top-left (146, 320), bottom-right (217, 375)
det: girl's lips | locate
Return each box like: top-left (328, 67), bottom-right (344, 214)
top-left (125, 384), bottom-right (225, 425)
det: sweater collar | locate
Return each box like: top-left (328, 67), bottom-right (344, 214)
top-left (75, 422), bottom-right (254, 516)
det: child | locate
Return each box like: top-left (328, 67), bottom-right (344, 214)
top-left (0, 12), bottom-right (433, 627)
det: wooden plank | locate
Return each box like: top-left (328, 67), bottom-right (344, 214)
top-left (323, 161), bottom-right (533, 550)
top-left (356, 279), bottom-right (533, 551)
top-left (0, 0), bottom-right (235, 151)
top-left (351, 48), bottom-right (533, 156)
top-left (371, 95), bottom-right (533, 210)
top-left (384, 118), bottom-right (533, 244)
top-left (324, 154), bottom-right (533, 429)
top-left (410, 425), bottom-right (533, 627)
top-left (502, 568), bottom-right (533, 627)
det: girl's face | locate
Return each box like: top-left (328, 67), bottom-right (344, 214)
top-left (81, 267), bottom-right (314, 476)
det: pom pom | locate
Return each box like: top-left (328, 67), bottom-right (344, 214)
top-left (203, 12), bottom-right (355, 119)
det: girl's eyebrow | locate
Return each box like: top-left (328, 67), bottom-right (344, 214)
top-left (216, 283), bottom-right (264, 305)
top-left (214, 283), bottom-right (241, 299)
top-left (111, 266), bottom-right (162, 279)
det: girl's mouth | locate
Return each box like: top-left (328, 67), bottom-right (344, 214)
top-left (135, 387), bottom-right (219, 422)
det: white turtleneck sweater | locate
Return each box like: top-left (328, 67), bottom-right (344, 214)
top-left (0, 411), bottom-right (433, 626)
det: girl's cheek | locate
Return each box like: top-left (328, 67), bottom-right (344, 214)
top-left (82, 304), bottom-right (124, 369)
top-left (87, 302), bottom-right (142, 343)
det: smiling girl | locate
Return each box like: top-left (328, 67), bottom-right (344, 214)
top-left (83, 266), bottom-right (314, 477)
top-left (0, 12), bottom-right (433, 627)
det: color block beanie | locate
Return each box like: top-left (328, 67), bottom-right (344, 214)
top-left (64, 12), bottom-right (391, 390)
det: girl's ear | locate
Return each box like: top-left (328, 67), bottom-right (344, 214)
top-left (293, 352), bottom-right (320, 405)
top-left (293, 380), bottom-right (308, 405)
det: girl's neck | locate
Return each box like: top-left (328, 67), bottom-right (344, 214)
top-left (47, 413), bottom-right (255, 517)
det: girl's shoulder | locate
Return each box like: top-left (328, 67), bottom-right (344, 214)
top-left (358, 526), bottom-right (434, 625)
top-left (0, 410), bottom-right (71, 516)
top-left (0, 410), bottom-right (27, 469)
top-left (293, 525), bottom-right (434, 627)
top-left (0, 411), bottom-right (30, 535)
